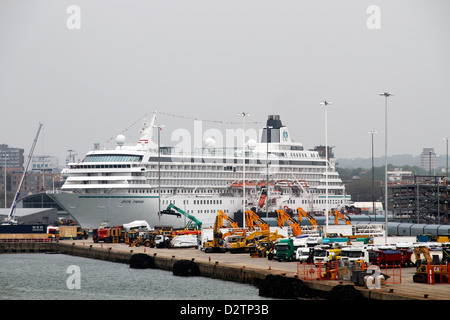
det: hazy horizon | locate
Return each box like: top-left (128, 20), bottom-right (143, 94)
top-left (1, 0), bottom-right (449, 163)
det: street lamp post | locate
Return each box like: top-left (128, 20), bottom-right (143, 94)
top-left (265, 125), bottom-right (270, 218)
top-left (153, 124), bottom-right (164, 225)
top-left (369, 131), bottom-right (377, 215)
top-left (379, 92), bottom-right (394, 243)
top-left (444, 137), bottom-right (449, 180)
top-left (319, 100), bottom-right (332, 237)
top-left (238, 112), bottom-right (249, 229)
top-left (3, 154), bottom-right (7, 208)
top-left (444, 137), bottom-right (449, 224)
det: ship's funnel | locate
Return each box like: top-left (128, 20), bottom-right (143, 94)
top-left (261, 115), bottom-right (291, 144)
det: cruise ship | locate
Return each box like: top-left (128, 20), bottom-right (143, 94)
top-left (47, 114), bottom-right (351, 229)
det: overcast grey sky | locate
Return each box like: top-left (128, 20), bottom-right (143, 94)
top-left (1, 0), bottom-right (449, 164)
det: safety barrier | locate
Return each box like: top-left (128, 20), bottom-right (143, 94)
top-left (297, 260), bottom-right (339, 281)
top-left (381, 263), bottom-right (402, 284)
top-left (425, 263), bottom-right (450, 284)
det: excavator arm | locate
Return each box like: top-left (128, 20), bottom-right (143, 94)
top-left (245, 210), bottom-right (270, 231)
top-left (164, 204), bottom-right (203, 230)
top-left (332, 210), bottom-right (352, 225)
top-left (414, 246), bottom-right (432, 264)
top-left (276, 210), bottom-right (302, 236)
top-left (218, 210), bottom-right (239, 228)
top-left (296, 207), bottom-right (318, 226)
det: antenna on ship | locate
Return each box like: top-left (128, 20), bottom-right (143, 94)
top-left (137, 111), bottom-right (157, 149)
top-left (152, 119), bottom-right (164, 226)
top-left (238, 112), bottom-right (250, 230)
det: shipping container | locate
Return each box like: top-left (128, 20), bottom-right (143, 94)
top-left (59, 226), bottom-right (78, 239)
top-left (0, 224), bottom-right (47, 234)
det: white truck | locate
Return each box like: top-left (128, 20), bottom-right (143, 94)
top-left (296, 247), bottom-right (313, 263)
top-left (340, 246), bottom-right (369, 264)
top-left (313, 246), bottom-right (341, 264)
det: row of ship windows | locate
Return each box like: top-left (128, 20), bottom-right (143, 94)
top-left (159, 199), bottom-right (231, 214)
top-left (133, 196), bottom-right (343, 210)
top-left (73, 164), bottom-right (331, 173)
top-left (145, 172), bottom-right (328, 179)
top-left (125, 189), bottom-right (345, 199)
top-left (127, 189), bottom-right (226, 194)
top-left (281, 198), bottom-right (345, 205)
top-left (125, 179), bottom-right (342, 188)
top-left (148, 164), bottom-right (328, 173)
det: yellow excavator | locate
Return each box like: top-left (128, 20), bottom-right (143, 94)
top-left (413, 246), bottom-right (432, 266)
top-left (251, 231), bottom-right (285, 258)
top-left (226, 230), bottom-right (284, 254)
top-left (127, 230), bottom-right (153, 247)
top-left (203, 211), bottom-right (234, 253)
top-left (413, 246), bottom-right (448, 283)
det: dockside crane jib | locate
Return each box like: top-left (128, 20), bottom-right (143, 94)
top-left (5, 122), bottom-right (43, 224)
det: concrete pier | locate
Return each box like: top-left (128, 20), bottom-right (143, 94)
top-left (1, 240), bottom-right (449, 300)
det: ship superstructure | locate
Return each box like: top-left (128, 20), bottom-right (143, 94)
top-left (48, 114), bottom-right (350, 228)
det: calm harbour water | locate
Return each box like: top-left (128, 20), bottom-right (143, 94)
top-left (0, 253), bottom-right (269, 300)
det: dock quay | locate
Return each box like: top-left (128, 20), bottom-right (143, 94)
top-left (1, 240), bottom-right (449, 301)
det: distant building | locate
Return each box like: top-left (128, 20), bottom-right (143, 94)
top-left (420, 148), bottom-right (436, 173)
top-left (387, 168), bottom-right (413, 183)
top-left (7, 170), bottom-right (62, 194)
top-left (0, 146), bottom-right (62, 207)
top-left (31, 155), bottom-right (59, 173)
top-left (0, 144), bottom-right (24, 170)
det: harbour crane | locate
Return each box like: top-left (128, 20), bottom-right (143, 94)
top-left (5, 123), bottom-right (43, 224)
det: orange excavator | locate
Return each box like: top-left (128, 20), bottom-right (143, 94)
top-left (332, 210), bottom-right (352, 225)
top-left (276, 210), bottom-right (302, 236)
top-left (296, 207), bottom-right (318, 226)
top-left (245, 210), bottom-right (270, 231)
top-left (217, 210), bottom-right (239, 228)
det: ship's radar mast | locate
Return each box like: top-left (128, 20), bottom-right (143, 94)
top-left (137, 112), bottom-right (157, 149)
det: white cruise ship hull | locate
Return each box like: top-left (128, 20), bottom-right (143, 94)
top-left (48, 191), bottom-right (350, 229)
top-left (48, 191), bottom-right (245, 229)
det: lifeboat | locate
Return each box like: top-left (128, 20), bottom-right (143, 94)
top-left (276, 180), bottom-right (291, 188)
top-left (231, 182), bottom-right (256, 188)
top-left (258, 189), bottom-right (267, 208)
